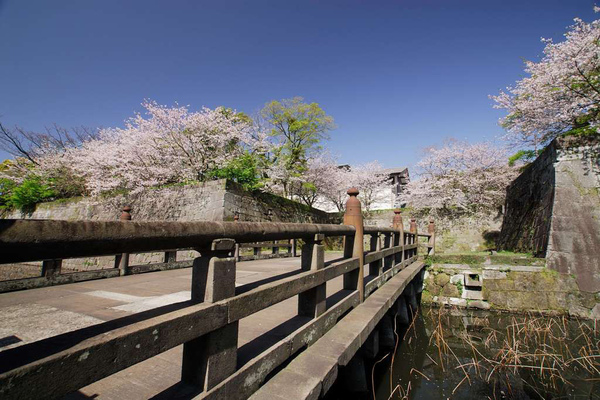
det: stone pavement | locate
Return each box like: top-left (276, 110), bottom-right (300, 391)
top-left (0, 253), bottom-right (347, 399)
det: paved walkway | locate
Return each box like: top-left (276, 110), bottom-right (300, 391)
top-left (0, 253), bottom-right (347, 399)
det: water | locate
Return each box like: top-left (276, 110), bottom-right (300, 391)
top-left (370, 307), bottom-right (600, 400)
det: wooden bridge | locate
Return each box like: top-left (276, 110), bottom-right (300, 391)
top-left (0, 189), bottom-right (434, 399)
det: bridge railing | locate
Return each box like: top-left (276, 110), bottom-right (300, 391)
top-left (0, 188), bottom-right (434, 400)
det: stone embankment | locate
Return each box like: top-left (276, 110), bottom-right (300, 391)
top-left (422, 254), bottom-right (600, 319)
top-left (499, 135), bottom-right (600, 294)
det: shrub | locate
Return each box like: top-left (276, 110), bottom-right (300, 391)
top-left (6, 177), bottom-right (55, 212)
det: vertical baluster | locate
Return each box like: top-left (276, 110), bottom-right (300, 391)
top-left (393, 209), bottom-right (404, 266)
top-left (182, 239), bottom-right (237, 390)
top-left (383, 233), bottom-right (393, 271)
top-left (298, 234), bottom-right (326, 318)
top-left (116, 206), bottom-right (131, 275)
top-left (428, 219), bottom-right (436, 256)
top-left (410, 218), bottom-right (418, 259)
top-left (42, 259), bottom-right (62, 277)
top-left (369, 233), bottom-right (382, 276)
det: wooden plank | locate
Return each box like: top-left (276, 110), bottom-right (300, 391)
top-left (0, 220), bottom-right (356, 264)
top-left (0, 303), bottom-right (228, 400)
top-left (251, 260), bottom-right (426, 400)
top-left (364, 246), bottom-right (403, 264)
top-left (127, 260), bottom-right (193, 274)
top-left (240, 243), bottom-right (292, 249)
top-left (199, 291), bottom-right (360, 400)
top-left (228, 258), bottom-right (359, 321)
top-left (0, 257), bottom-right (359, 399)
top-left (0, 269), bottom-right (120, 293)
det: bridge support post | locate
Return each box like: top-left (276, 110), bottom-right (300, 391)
top-left (298, 234), bottom-right (326, 318)
top-left (396, 296), bottom-right (410, 325)
top-left (379, 315), bottom-right (396, 349)
top-left (341, 354), bottom-right (368, 394)
top-left (414, 268), bottom-right (425, 304)
top-left (363, 329), bottom-right (380, 358)
top-left (404, 280), bottom-right (419, 320)
top-left (343, 188), bottom-right (364, 302)
top-left (369, 233), bottom-right (382, 276)
top-left (182, 238), bottom-right (237, 390)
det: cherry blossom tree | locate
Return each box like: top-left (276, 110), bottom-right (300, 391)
top-left (492, 8), bottom-right (600, 151)
top-left (399, 140), bottom-right (517, 215)
top-left (60, 100), bottom-right (257, 195)
top-left (350, 161), bottom-right (392, 213)
top-left (297, 156), bottom-right (391, 213)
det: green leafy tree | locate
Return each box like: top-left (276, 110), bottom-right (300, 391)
top-left (0, 177), bottom-right (17, 210)
top-left (209, 152), bottom-right (263, 191)
top-left (261, 97), bottom-right (335, 197)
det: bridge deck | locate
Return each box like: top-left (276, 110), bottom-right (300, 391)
top-left (0, 254), bottom-right (349, 399)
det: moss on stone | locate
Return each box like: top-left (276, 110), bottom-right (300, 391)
top-left (434, 273), bottom-right (450, 287)
top-left (442, 283), bottom-right (460, 297)
top-left (421, 289), bottom-right (433, 304)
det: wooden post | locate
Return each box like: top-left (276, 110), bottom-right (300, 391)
top-left (254, 246), bottom-right (261, 258)
top-left (393, 209), bottom-right (404, 266)
top-left (428, 219), bottom-right (436, 256)
top-left (298, 234), bottom-right (326, 318)
top-left (164, 251), bottom-right (177, 263)
top-left (291, 239), bottom-right (298, 257)
top-left (116, 206), bottom-right (131, 276)
top-left (343, 188), bottom-right (364, 302)
top-left (369, 233), bottom-right (382, 276)
top-left (182, 239), bottom-right (237, 390)
top-left (410, 218), bottom-right (418, 259)
top-left (234, 212), bottom-right (240, 262)
top-left (383, 233), bottom-right (393, 271)
top-left (42, 259), bottom-right (62, 277)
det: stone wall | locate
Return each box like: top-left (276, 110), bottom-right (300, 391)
top-left (2, 179), bottom-right (230, 222)
top-left (546, 137), bottom-right (600, 293)
top-left (423, 263), bottom-right (600, 319)
top-left (2, 179), bottom-right (331, 224)
top-left (499, 136), bottom-right (600, 293)
top-left (0, 179), bottom-right (330, 277)
top-left (222, 181), bottom-right (331, 223)
top-left (365, 209), bottom-right (501, 253)
top-left (498, 144), bottom-right (556, 256)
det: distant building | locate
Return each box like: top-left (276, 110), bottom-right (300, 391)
top-left (370, 167), bottom-right (410, 210)
top-left (314, 166), bottom-right (410, 212)
top-left (382, 167), bottom-right (410, 208)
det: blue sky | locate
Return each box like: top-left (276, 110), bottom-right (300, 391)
top-left (0, 0), bottom-right (597, 168)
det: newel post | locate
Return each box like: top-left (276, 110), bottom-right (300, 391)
top-left (343, 188), bottom-right (365, 302)
top-left (115, 206), bottom-right (132, 275)
top-left (182, 238), bottom-right (238, 390)
top-left (428, 219), bottom-right (436, 256)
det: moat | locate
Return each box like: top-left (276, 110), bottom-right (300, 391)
top-left (372, 307), bottom-right (600, 399)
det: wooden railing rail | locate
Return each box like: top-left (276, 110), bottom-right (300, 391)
top-left (0, 189), bottom-right (435, 400)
